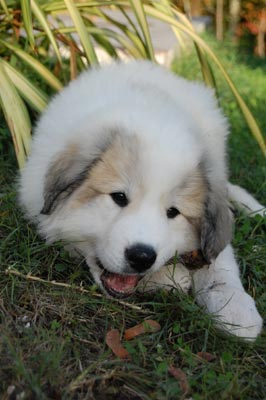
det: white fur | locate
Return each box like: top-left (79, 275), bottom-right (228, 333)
top-left (192, 245), bottom-right (263, 339)
top-left (19, 61), bottom-right (264, 341)
top-left (228, 182), bottom-right (266, 216)
top-left (20, 61), bottom-right (227, 217)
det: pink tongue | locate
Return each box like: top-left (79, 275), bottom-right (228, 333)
top-left (104, 273), bottom-right (139, 293)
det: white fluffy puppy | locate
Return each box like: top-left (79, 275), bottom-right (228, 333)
top-left (19, 61), bottom-right (264, 340)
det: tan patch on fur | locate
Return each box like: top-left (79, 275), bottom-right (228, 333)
top-left (177, 167), bottom-right (207, 219)
top-left (42, 143), bottom-right (93, 214)
top-left (45, 143), bottom-right (78, 189)
top-left (73, 134), bottom-right (141, 206)
top-left (69, 135), bottom-right (206, 228)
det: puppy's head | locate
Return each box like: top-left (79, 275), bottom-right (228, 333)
top-left (40, 127), bottom-right (232, 298)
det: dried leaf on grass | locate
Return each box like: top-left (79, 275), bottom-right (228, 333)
top-left (106, 320), bottom-right (161, 359)
top-left (124, 320), bottom-right (161, 340)
top-left (196, 351), bottom-right (216, 362)
top-left (105, 329), bottom-right (130, 359)
top-left (168, 366), bottom-right (189, 395)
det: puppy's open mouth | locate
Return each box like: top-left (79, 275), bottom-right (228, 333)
top-left (100, 269), bottom-right (141, 298)
top-left (96, 258), bottom-right (142, 298)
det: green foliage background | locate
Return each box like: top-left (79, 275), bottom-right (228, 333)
top-left (0, 0), bottom-right (265, 168)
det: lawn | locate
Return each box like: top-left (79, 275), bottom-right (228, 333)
top-left (0, 36), bottom-right (266, 399)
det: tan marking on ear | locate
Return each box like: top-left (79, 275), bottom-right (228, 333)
top-left (178, 167), bottom-right (207, 219)
top-left (44, 143), bottom-right (78, 191)
top-left (42, 143), bottom-right (93, 214)
top-left (72, 134), bottom-right (141, 207)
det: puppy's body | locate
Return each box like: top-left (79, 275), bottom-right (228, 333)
top-left (19, 61), bottom-right (264, 340)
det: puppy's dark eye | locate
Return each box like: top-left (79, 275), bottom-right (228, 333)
top-left (110, 192), bottom-right (129, 207)
top-left (166, 207), bottom-right (180, 219)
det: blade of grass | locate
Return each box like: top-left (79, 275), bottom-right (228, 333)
top-left (58, 26), bottom-right (144, 59)
top-left (2, 60), bottom-right (49, 112)
top-left (31, 0), bottom-right (62, 65)
top-left (81, 13), bottom-right (118, 59)
top-left (194, 45), bottom-right (217, 89)
top-left (64, 0), bottom-right (98, 65)
top-left (47, 26), bottom-right (88, 75)
top-left (170, 7), bottom-right (216, 88)
top-left (118, 5), bottom-right (145, 43)
top-left (151, 0), bottom-right (186, 52)
top-left (0, 0), bottom-right (10, 15)
top-left (92, 7), bottom-right (146, 57)
top-left (0, 60), bottom-right (31, 168)
top-left (129, 0), bottom-right (155, 61)
top-left (21, 0), bottom-right (35, 48)
top-left (144, 5), bottom-right (266, 155)
top-left (153, 2), bottom-right (215, 88)
top-left (42, 1), bottom-right (128, 13)
top-left (0, 39), bottom-right (63, 91)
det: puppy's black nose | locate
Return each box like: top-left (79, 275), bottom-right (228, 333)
top-left (125, 244), bottom-right (157, 273)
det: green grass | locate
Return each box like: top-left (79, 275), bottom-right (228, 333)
top-left (1, 36), bottom-right (266, 399)
top-left (172, 34), bottom-right (266, 197)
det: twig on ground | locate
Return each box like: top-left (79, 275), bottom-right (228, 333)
top-left (4, 267), bottom-right (153, 314)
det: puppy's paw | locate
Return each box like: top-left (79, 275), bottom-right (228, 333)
top-left (64, 244), bottom-right (82, 259)
top-left (138, 263), bottom-right (192, 293)
top-left (195, 285), bottom-right (263, 341)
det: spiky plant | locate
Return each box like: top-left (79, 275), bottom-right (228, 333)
top-left (0, 0), bottom-right (265, 168)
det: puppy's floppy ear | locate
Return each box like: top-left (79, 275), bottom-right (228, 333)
top-left (41, 144), bottom-right (99, 215)
top-left (201, 186), bottom-right (233, 262)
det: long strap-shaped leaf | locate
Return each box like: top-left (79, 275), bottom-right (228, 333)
top-left (0, 0), bottom-right (9, 15)
top-left (0, 40), bottom-right (63, 91)
top-left (93, 7), bottom-right (147, 57)
top-left (129, 0), bottom-right (155, 61)
top-left (21, 0), bottom-right (35, 48)
top-left (151, 0), bottom-right (186, 53)
top-left (0, 60), bottom-right (31, 168)
top-left (64, 0), bottom-right (98, 65)
top-left (168, 5), bottom-right (216, 89)
top-left (31, 0), bottom-right (62, 65)
top-left (152, 0), bottom-right (215, 88)
top-left (58, 26), bottom-right (144, 59)
top-left (144, 5), bottom-right (266, 156)
top-left (2, 60), bottom-right (49, 112)
top-left (43, 1), bottom-right (128, 13)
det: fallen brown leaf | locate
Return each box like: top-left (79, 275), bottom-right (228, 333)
top-left (106, 329), bottom-right (130, 359)
top-left (168, 366), bottom-right (189, 395)
top-left (124, 320), bottom-right (161, 340)
top-left (196, 351), bottom-right (216, 362)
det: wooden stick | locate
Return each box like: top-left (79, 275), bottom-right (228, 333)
top-left (5, 267), bottom-right (153, 314)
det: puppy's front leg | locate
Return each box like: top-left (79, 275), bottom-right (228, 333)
top-left (192, 245), bottom-right (263, 340)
